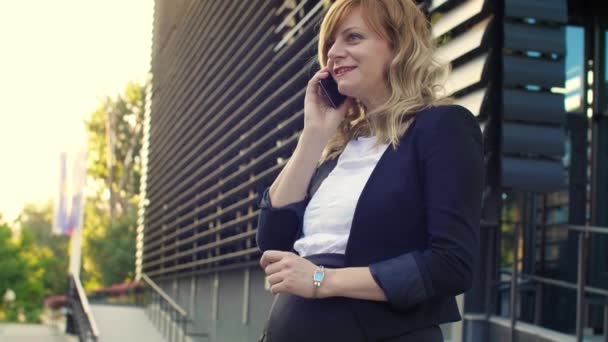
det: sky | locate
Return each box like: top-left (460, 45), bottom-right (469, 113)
top-left (0, 1), bottom-right (153, 223)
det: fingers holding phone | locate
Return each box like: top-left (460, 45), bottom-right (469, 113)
top-left (304, 66), bottom-right (353, 139)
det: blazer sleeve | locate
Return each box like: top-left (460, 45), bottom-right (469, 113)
top-left (368, 105), bottom-right (483, 312)
top-left (255, 186), bottom-right (310, 252)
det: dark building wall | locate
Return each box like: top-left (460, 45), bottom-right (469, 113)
top-left (143, 0), bottom-right (607, 341)
top-left (144, 1), bottom-right (330, 340)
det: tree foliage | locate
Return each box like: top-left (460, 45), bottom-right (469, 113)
top-left (0, 203), bottom-right (68, 323)
top-left (86, 209), bottom-right (137, 286)
top-left (16, 202), bottom-right (70, 296)
top-left (0, 79), bottom-right (147, 321)
top-left (82, 80), bottom-right (146, 289)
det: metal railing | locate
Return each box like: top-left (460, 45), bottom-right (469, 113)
top-left (141, 273), bottom-right (208, 342)
top-left (503, 223), bottom-right (608, 342)
top-left (67, 274), bottom-right (100, 342)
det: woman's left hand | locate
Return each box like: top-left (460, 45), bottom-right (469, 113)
top-left (260, 250), bottom-right (321, 298)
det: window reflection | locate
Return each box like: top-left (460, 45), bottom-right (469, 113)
top-left (600, 31), bottom-right (608, 114)
top-left (564, 27), bottom-right (585, 113)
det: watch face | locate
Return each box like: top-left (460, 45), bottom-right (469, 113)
top-left (313, 270), bottom-right (324, 282)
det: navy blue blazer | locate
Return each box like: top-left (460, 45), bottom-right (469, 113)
top-left (256, 105), bottom-right (483, 340)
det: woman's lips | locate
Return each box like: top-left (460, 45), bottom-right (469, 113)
top-left (335, 67), bottom-right (356, 78)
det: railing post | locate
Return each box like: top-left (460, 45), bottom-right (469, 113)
top-left (161, 300), bottom-right (167, 338)
top-left (173, 314), bottom-right (178, 342)
top-left (576, 232), bottom-right (589, 342)
top-left (510, 223), bottom-right (521, 342)
top-left (179, 313), bottom-right (183, 342)
top-left (170, 307), bottom-right (175, 342)
top-left (152, 292), bottom-right (157, 326)
top-left (173, 311), bottom-right (179, 342)
top-left (66, 277), bottom-right (76, 335)
top-left (150, 291), bottom-right (154, 325)
top-left (166, 302), bottom-right (171, 339)
top-left (157, 293), bottom-right (162, 329)
top-left (182, 318), bottom-right (188, 342)
top-left (66, 275), bottom-right (99, 341)
top-left (173, 311), bottom-right (180, 341)
top-left (155, 293), bottom-right (160, 328)
top-left (603, 302), bottom-right (607, 342)
top-left (141, 274), bottom-right (191, 342)
top-left (158, 298), bottom-right (162, 335)
top-left (170, 309), bottom-right (175, 342)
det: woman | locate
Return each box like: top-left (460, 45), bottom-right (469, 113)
top-left (256, 0), bottom-right (483, 341)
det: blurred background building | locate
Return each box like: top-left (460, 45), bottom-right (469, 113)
top-left (138, 0), bottom-right (607, 341)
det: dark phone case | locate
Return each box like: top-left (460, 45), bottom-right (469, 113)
top-left (318, 75), bottom-right (347, 108)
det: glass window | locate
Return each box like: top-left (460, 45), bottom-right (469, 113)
top-left (603, 31), bottom-right (607, 113)
top-left (564, 27), bottom-right (585, 113)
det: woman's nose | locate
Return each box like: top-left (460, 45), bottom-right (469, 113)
top-left (327, 41), bottom-right (344, 61)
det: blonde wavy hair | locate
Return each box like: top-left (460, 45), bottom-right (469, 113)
top-left (317, 0), bottom-right (451, 163)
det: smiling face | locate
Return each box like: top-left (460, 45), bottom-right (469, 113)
top-left (325, 6), bottom-right (394, 111)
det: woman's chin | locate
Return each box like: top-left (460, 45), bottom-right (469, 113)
top-left (337, 85), bottom-right (356, 99)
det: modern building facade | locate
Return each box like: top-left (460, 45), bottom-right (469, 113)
top-left (139, 0), bottom-right (608, 341)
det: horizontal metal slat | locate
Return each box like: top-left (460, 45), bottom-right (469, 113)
top-left (502, 122), bottom-right (565, 157)
top-left (146, 111), bottom-right (301, 231)
top-left (146, 11), bottom-right (315, 221)
top-left (274, 0), bottom-right (323, 52)
top-left (149, 1), bottom-right (274, 177)
top-left (148, 224), bottom-right (257, 266)
top-left (501, 157), bottom-right (566, 192)
top-left (146, 248), bottom-right (260, 277)
top-left (274, 0), bottom-right (311, 34)
top-left (144, 192), bottom-right (258, 249)
top-left (149, 33), bottom-right (301, 197)
top-left (503, 55), bottom-right (565, 89)
top-left (504, 22), bottom-right (565, 55)
top-left (504, 0), bottom-right (567, 23)
top-left (429, 0), bottom-right (451, 12)
top-left (149, 1), bottom-right (232, 158)
top-left (144, 138), bottom-right (298, 244)
top-left (145, 158), bottom-right (286, 244)
top-left (435, 17), bottom-right (492, 63)
top-left (145, 216), bottom-right (257, 265)
top-left (445, 53), bottom-right (488, 95)
top-left (503, 89), bottom-right (565, 125)
top-left (147, 35), bottom-right (278, 202)
top-left (145, 83), bottom-right (304, 227)
top-left (432, 0), bottom-right (486, 38)
top-left (147, 57), bottom-right (315, 222)
top-left (149, 3), bottom-right (277, 183)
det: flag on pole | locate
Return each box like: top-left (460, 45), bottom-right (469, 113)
top-left (53, 152), bottom-right (69, 235)
top-left (66, 150), bottom-right (87, 235)
top-left (53, 150), bottom-right (87, 236)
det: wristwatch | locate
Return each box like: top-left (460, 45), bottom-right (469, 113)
top-left (312, 265), bottom-right (325, 298)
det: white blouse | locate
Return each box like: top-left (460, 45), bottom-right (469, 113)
top-left (293, 135), bottom-right (390, 257)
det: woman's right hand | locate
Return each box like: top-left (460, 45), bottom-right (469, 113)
top-left (303, 66), bottom-right (353, 142)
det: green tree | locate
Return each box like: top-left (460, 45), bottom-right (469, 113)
top-left (0, 209), bottom-right (62, 323)
top-left (0, 220), bottom-right (27, 321)
top-left (16, 202), bottom-right (69, 296)
top-left (86, 209), bottom-right (137, 286)
top-left (82, 80), bottom-right (146, 289)
top-left (14, 228), bottom-right (47, 322)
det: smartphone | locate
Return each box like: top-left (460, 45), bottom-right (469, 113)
top-left (318, 74), bottom-right (347, 108)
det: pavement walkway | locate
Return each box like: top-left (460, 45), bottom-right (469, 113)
top-left (0, 323), bottom-right (74, 342)
top-left (91, 304), bottom-right (166, 342)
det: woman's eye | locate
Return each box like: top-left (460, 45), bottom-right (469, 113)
top-left (348, 33), bottom-right (361, 40)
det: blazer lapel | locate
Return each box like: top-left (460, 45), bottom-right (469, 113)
top-left (308, 157), bottom-right (338, 198)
